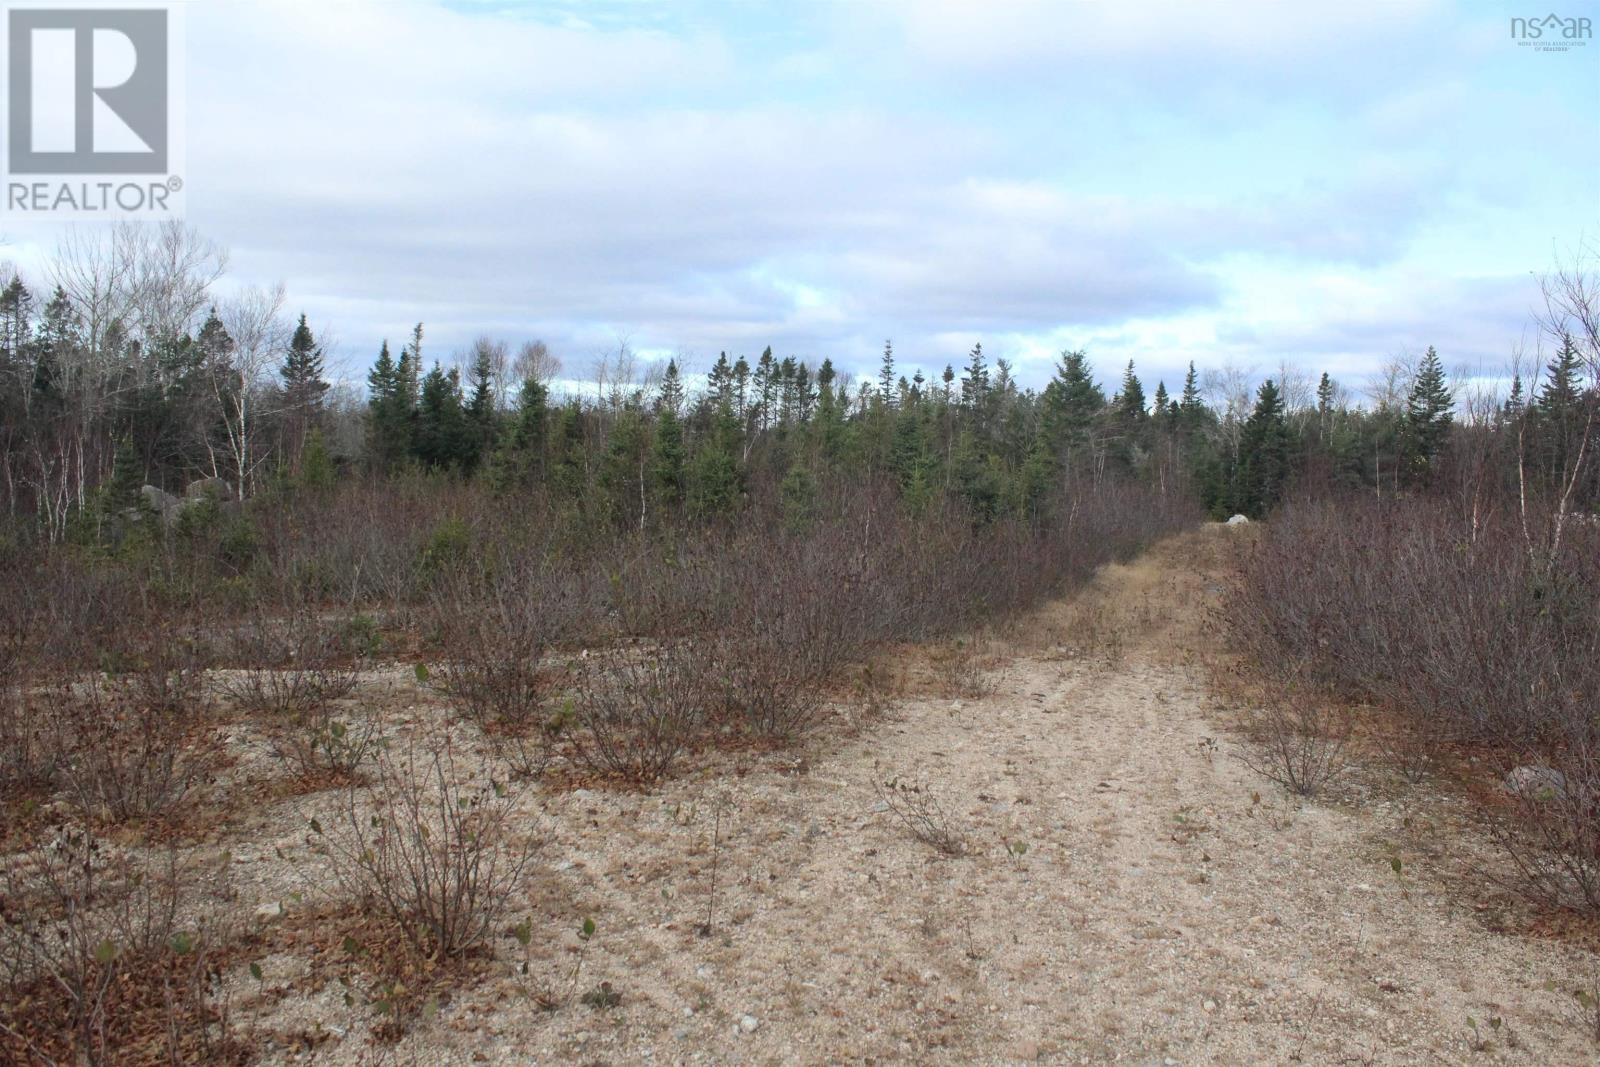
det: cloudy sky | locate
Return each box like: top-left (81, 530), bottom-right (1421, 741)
top-left (5, 0), bottom-right (1599, 396)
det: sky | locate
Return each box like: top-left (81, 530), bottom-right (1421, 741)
top-left (3, 0), bottom-right (1598, 398)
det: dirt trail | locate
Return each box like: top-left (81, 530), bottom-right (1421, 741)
top-left (255, 527), bottom-right (1598, 1065)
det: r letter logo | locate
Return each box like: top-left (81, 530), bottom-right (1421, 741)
top-left (4, 6), bottom-right (184, 217)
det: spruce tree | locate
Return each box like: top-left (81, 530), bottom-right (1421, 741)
top-left (1236, 379), bottom-right (1291, 517)
top-left (1041, 348), bottom-right (1105, 455)
top-left (1178, 361), bottom-right (1205, 431)
top-left (281, 314), bottom-right (329, 411)
top-left (366, 341), bottom-right (411, 468)
top-left (464, 347), bottom-right (497, 472)
top-left (961, 343), bottom-right (989, 412)
top-left (878, 340), bottom-right (896, 407)
top-left (1402, 346), bottom-right (1452, 479)
top-left (659, 358), bottom-right (685, 417)
top-left (1117, 360), bottom-right (1147, 424)
top-left (652, 405), bottom-right (686, 509)
top-left (414, 363), bottom-right (467, 469)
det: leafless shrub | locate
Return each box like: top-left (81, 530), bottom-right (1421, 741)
top-left (226, 613), bottom-right (371, 779)
top-left (312, 735), bottom-right (532, 959)
top-left (1489, 738), bottom-right (1600, 917)
top-left (1237, 686), bottom-right (1350, 797)
top-left (224, 614), bottom-right (361, 720)
top-left (0, 683), bottom-right (54, 799)
top-left (873, 769), bottom-right (968, 856)
top-left (1559, 963), bottom-right (1600, 1045)
top-left (48, 665), bottom-right (219, 824)
top-left (931, 638), bottom-right (994, 698)
top-left (0, 824), bottom-right (238, 1064)
top-left (426, 557), bottom-right (573, 749)
top-left (1368, 711), bottom-right (1439, 785)
top-left (1226, 496), bottom-right (1600, 749)
top-left (568, 641), bottom-right (705, 785)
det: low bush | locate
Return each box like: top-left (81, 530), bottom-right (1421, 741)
top-left (0, 825), bottom-right (238, 1064)
top-left (48, 657), bottom-right (219, 824)
top-left (569, 640), bottom-right (707, 785)
top-left (224, 612), bottom-right (370, 779)
top-left (313, 735), bottom-right (532, 959)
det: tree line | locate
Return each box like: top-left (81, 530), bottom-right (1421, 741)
top-left (1, 223), bottom-right (1595, 545)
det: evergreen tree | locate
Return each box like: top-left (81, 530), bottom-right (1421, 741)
top-left (1534, 333), bottom-right (1587, 484)
top-left (1236, 379), bottom-right (1291, 517)
top-left (280, 313), bottom-right (328, 472)
top-left (960, 343), bottom-right (988, 413)
top-left (299, 428), bottom-right (336, 490)
top-left (281, 314), bottom-right (329, 411)
top-left (1041, 348), bottom-right (1105, 456)
top-left (1315, 372), bottom-right (1336, 445)
top-left (878, 340), bottom-right (896, 407)
top-left (659, 358), bottom-right (685, 417)
top-left (1402, 346), bottom-right (1452, 480)
top-left (1116, 360), bottom-right (1147, 424)
top-left (414, 363), bottom-right (467, 469)
top-left (464, 346), bottom-right (498, 472)
top-left (688, 405), bottom-right (742, 520)
top-left (365, 340), bottom-right (412, 468)
top-left (597, 407), bottom-right (649, 530)
top-left (1503, 373), bottom-right (1525, 422)
top-left (652, 405), bottom-right (686, 509)
top-left (1178, 360), bottom-right (1205, 432)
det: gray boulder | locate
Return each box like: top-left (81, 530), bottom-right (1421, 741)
top-left (184, 476), bottom-right (234, 501)
top-left (1225, 514), bottom-right (1250, 526)
top-left (1504, 765), bottom-right (1567, 801)
top-left (139, 484), bottom-right (182, 519)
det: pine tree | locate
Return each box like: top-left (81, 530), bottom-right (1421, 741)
top-left (1315, 372), bottom-right (1336, 445)
top-left (489, 376), bottom-right (550, 491)
top-left (299, 428), bottom-right (335, 490)
top-left (1236, 379), bottom-right (1291, 517)
top-left (1534, 333), bottom-right (1586, 486)
top-left (688, 405), bottom-right (742, 520)
top-left (365, 340), bottom-right (411, 468)
top-left (1041, 348), bottom-right (1105, 455)
top-left (652, 405), bottom-right (686, 509)
top-left (415, 363), bottom-right (467, 469)
top-left (282, 314), bottom-right (328, 411)
top-left (1402, 346), bottom-right (1452, 479)
top-left (1503, 373), bottom-right (1525, 422)
top-left (960, 343), bottom-right (988, 412)
top-left (1117, 360), bottom-right (1147, 424)
top-left (1178, 361), bottom-right (1205, 431)
top-left (464, 346), bottom-right (497, 472)
top-left (878, 340), bottom-right (896, 407)
top-left (752, 347), bottom-right (777, 431)
top-left (659, 358), bottom-right (685, 417)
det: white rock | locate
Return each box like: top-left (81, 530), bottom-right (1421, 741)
top-left (739, 1014), bottom-right (759, 1033)
top-left (1225, 514), bottom-right (1250, 526)
top-left (255, 901), bottom-right (283, 920)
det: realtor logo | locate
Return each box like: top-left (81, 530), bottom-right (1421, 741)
top-left (4, 4), bottom-right (184, 217)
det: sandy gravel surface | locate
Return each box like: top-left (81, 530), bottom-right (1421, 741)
top-left (222, 527), bottom-right (1598, 1065)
